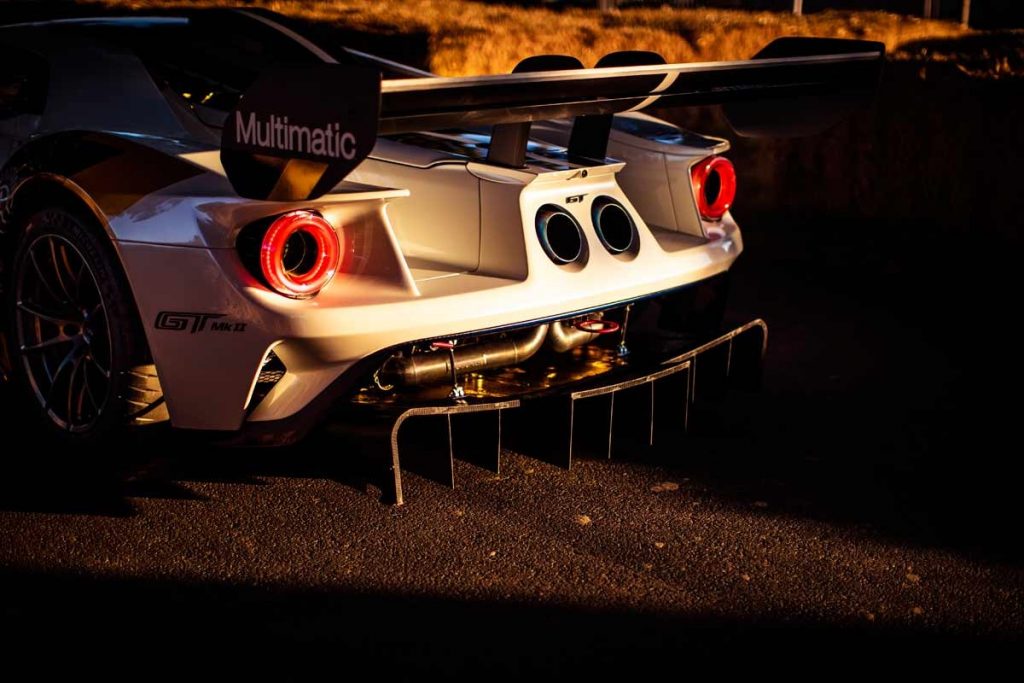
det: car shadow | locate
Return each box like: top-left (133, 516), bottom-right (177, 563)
top-left (0, 411), bottom-right (398, 515)
top-left (1, 212), bottom-right (1021, 562)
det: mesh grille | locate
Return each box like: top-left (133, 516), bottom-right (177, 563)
top-left (248, 350), bottom-right (286, 411)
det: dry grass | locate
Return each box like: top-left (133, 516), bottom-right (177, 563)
top-left (85, 0), bottom-right (977, 75)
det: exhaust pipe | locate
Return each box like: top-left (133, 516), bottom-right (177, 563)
top-left (536, 205), bottom-right (585, 265)
top-left (380, 324), bottom-right (550, 388)
top-left (591, 197), bottom-right (638, 255)
top-left (548, 320), bottom-right (600, 353)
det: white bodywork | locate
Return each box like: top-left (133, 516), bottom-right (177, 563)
top-left (0, 11), bottom-right (775, 435)
top-left (113, 126), bottom-right (741, 430)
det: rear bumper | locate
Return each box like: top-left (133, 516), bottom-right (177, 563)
top-left (231, 274), bottom-right (748, 448)
top-left (117, 216), bottom-right (743, 432)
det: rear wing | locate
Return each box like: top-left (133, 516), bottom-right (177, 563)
top-left (379, 39), bottom-right (882, 133)
top-left (221, 37), bottom-right (884, 201)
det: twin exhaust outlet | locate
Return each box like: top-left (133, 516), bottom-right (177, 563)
top-left (535, 196), bottom-right (638, 266)
top-left (377, 198), bottom-right (638, 391)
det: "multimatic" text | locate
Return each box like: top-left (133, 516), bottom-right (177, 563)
top-left (235, 111), bottom-right (358, 160)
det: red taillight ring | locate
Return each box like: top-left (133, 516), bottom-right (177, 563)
top-left (691, 156), bottom-right (736, 221)
top-left (260, 211), bottom-right (341, 298)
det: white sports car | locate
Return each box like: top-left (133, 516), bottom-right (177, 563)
top-left (0, 9), bottom-right (881, 495)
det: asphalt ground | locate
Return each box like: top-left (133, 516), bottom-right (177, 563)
top-left (1, 213), bottom-right (1021, 675)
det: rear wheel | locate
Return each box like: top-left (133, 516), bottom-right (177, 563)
top-left (6, 207), bottom-right (167, 441)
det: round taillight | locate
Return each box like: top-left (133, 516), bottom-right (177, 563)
top-left (691, 156), bottom-right (736, 222)
top-left (260, 211), bottom-right (341, 298)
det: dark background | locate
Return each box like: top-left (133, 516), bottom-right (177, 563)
top-left (0, 0), bottom-right (1021, 673)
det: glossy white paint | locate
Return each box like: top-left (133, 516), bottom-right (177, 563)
top-left (114, 148), bottom-right (741, 430)
top-left (531, 112), bottom-right (729, 238)
top-left (0, 12), bottom-right (882, 440)
top-left (348, 158), bottom-right (482, 273)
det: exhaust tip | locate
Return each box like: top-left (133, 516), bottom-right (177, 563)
top-left (536, 206), bottom-right (585, 265)
top-left (592, 197), bottom-right (637, 255)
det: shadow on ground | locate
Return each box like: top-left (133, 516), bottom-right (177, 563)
top-left (0, 566), bottom-right (1016, 674)
top-left (1, 214), bottom-right (1021, 565)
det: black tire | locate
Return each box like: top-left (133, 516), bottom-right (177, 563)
top-left (4, 207), bottom-right (167, 442)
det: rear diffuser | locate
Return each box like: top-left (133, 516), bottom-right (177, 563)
top-left (356, 319), bottom-right (765, 504)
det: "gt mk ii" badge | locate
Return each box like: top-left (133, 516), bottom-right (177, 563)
top-left (155, 311), bottom-right (247, 334)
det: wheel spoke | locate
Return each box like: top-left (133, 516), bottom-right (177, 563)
top-left (59, 243), bottom-right (85, 299)
top-left (17, 300), bottom-right (80, 327)
top-left (48, 237), bottom-right (74, 303)
top-left (21, 335), bottom-right (75, 353)
top-left (29, 247), bottom-right (65, 306)
top-left (86, 354), bottom-right (111, 379)
top-left (43, 345), bottom-right (80, 413)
